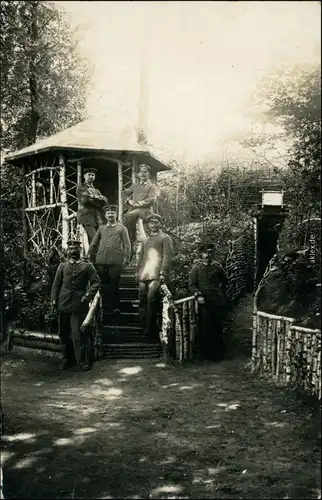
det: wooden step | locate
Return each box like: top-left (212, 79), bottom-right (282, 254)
top-left (103, 312), bottom-right (140, 327)
top-left (119, 288), bottom-right (139, 301)
top-left (119, 275), bottom-right (137, 288)
top-left (103, 342), bottom-right (162, 359)
top-left (119, 299), bottom-right (139, 313)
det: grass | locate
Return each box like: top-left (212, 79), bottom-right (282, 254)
top-left (1, 346), bottom-right (321, 499)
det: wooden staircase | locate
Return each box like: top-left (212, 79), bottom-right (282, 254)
top-left (101, 266), bottom-right (162, 359)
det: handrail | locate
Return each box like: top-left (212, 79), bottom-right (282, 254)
top-left (173, 295), bottom-right (195, 305)
top-left (252, 309), bottom-right (321, 399)
top-left (80, 290), bottom-right (101, 332)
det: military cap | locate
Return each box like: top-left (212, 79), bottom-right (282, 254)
top-left (83, 167), bottom-right (97, 174)
top-left (138, 164), bottom-right (151, 174)
top-left (67, 239), bottom-right (82, 247)
top-left (199, 242), bottom-right (216, 253)
top-left (146, 213), bottom-right (162, 223)
top-left (103, 204), bottom-right (118, 212)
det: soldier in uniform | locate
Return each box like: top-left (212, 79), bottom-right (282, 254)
top-left (123, 164), bottom-right (159, 247)
top-left (188, 243), bottom-right (228, 361)
top-left (76, 167), bottom-right (108, 244)
top-left (136, 213), bottom-right (173, 342)
top-left (51, 240), bottom-right (101, 371)
top-left (88, 204), bottom-right (131, 313)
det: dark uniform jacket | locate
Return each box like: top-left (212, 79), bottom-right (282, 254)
top-left (88, 223), bottom-right (131, 266)
top-left (51, 260), bottom-right (100, 314)
top-left (76, 183), bottom-right (107, 226)
top-left (188, 260), bottom-right (228, 306)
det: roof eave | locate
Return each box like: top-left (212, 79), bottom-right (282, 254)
top-left (5, 146), bottom-right (171, 171)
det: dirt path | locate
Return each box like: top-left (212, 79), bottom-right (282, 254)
top-left (1, 348), bottom-right (321, 499)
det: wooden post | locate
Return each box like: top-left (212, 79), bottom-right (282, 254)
top-left (49, 169), bottom-right (53, 204)
top-left (253, 216), bottom-right (258, 289)
top-left (59, 155), bottom-right (69, 249)
top-left (132, 156), bottom-right (136, 185)
top-left (22, 165), bottom-right (29, 257)
top-left (77, 160), bottom-right (82, 214)
top-left (77, 160), bottom-right (82, 187)
top-left (118, 161), bottom-right (123, 223)
top-left (31, 172), bottom-right (36, 207)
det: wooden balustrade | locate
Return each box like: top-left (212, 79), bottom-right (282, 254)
top-left (252, 310), bottom-right (321, 399)
top-left (160, 293), bottom-right (198, 362)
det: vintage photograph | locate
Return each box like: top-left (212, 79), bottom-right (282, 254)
top-left (0, 1), bottom-right (321, 498)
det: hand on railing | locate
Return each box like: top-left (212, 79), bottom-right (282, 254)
top-left (80, 290), bottom-right (101, 332)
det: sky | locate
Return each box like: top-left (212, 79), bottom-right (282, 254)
top-left (56, 1), bottom-right (321, 164)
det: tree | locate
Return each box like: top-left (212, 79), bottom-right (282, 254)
top-left (254, 64), bottom-right (321, 216)
top-left (0, 0), bottom-right (90, 331)
top-left (0, 0), bottom-right (90, 151)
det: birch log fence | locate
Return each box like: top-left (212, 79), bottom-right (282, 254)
top-left (168, 295), bottom-right (199, 362)
top-left (252, 257), bottom-right (321, 399)
top-left (252, 311), bottom-right (321, 399)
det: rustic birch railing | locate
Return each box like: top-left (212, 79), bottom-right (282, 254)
top-left (159, 290), bottom-right (199, 362)
top-left (252, 311), bottom-right (321, 399)
top-left (252, 256), bottom-right (321, 399)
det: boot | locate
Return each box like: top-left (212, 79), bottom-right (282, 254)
top-left (78, 345), bottom-right (91, 372)
top-left (59, 343), bottom-right (74, 369)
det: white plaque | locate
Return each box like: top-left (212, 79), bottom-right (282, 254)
top-left (262, 191), bottom-right (283, 206)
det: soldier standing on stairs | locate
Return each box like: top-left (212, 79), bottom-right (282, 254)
top-left (136, 213), bottom-right (173, 342)
top-left (76, 167), bottom-right (108, 244)
top-left (88, 205), bottom-right (131, 314)
top-left (123, 164), bottom-right (159, 249)
top-left (51, 240), bottom-right (101, 371)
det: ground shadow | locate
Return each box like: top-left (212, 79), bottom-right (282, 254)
top-left (1, 349), bottom-right (321, 499)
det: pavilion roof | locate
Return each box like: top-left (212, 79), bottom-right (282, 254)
top-left (4, 118), bottom-right (171, 171)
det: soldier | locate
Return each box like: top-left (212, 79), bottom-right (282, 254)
top-left (188, 242), bottom-right (228, 361)
top-left (88, 204), bottom-right (131, 313)
top-left (136, 213), bottom-right (173, 342)
top-left (76, 167), bottom-right (108, 244)
top-left (123, 164), bottom-right (159, 247)
top-left (51, 240), bottom-right (101, 371)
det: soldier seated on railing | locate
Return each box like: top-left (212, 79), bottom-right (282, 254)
top-left (51, 240), bottom-right (100, 371)
top-left (188, 242), bottom-right (228, 361)
top-left (123, 164), bottom-right (159, 252)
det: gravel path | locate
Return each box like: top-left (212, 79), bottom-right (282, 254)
top-left (1, 347), bottom-right (321, 499)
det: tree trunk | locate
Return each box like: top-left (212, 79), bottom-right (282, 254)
top-left (26, 1), bottom-right (40, 145)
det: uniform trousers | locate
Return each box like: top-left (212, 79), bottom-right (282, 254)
top-left (198, 301), bottom-right (226, 361)
top-left (96, 264), bottom-right (122, 311)
top-left (59, 312), bottom-right (91, 365)
top-left (124, 208), bottom-right (150, 245)
top-left (83, 224), bottom-right (99, 244)
top-left (138, 280), bottom-right (161, 341)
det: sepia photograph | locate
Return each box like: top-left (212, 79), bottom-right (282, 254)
top-left (0, 1), bottom-right (321, 498)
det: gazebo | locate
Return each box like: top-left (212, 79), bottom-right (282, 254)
top-left (4, 119), bottom-right (171, 255)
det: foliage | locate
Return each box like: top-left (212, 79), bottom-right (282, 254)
top-left (1, 0), bottom-right (88, 329)
top-left (255, 64), bottom-right (321, 216)
top-left (1, 161), bottom-right (59, 330)
top-left (158, 160), bottom-right (275, 229)
top-left (258, 217), bottom-right (321, 328)
top-left (252, 63), bottom-right (321, 327)
top-left (165, 212), bottom-right (253, 299)
top-left (0, 0), bottom-right (90, 150)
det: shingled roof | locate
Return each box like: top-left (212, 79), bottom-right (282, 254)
top-left (4, 118), bottom-right (170, 171)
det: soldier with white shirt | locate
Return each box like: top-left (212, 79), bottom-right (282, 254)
top-left (136, 213), bottom-right (173, 341)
